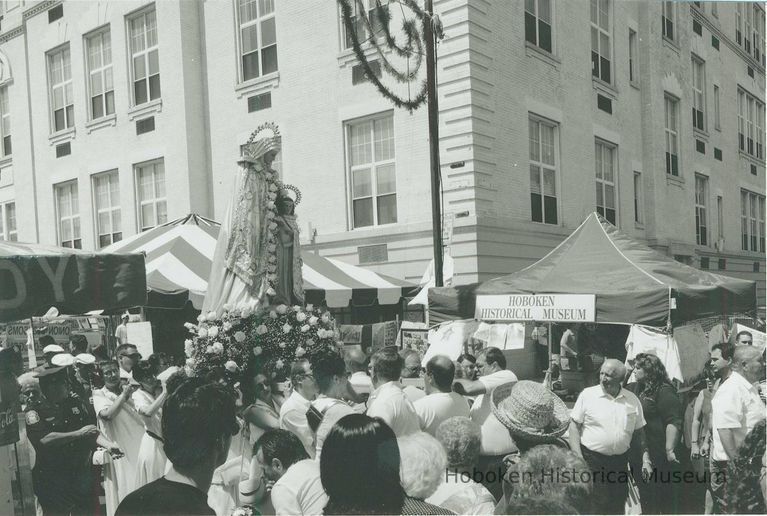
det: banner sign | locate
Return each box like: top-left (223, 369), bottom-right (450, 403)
top-left (475, 294), bottom-right (596, 322)
top-left (0, 254), bottom-right (146, 323)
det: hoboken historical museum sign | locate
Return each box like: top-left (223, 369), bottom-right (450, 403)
top-left (475, 294), bottom-right (597, 322)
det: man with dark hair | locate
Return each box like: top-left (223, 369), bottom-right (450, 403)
top-left (69, 334), bottom-right (89, 355)
top-left (735, 330), bottom-right (754, 346)
top-left (279, 358), bottom-right (317, 458)
top-left (116, 378), bottom-right (238, 515)
top-left (457, 353), bottom-right (478, 380)
top-left (414, 355), bottom-right (470, 435)
top-left (115, 343), bottom-right (141, 381)
top-left (366, 346), bottom-right (419, 436)
top-left (309, 351), bottom-right (356, 458)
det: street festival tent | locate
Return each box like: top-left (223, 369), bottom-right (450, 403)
top-left (102, 214), bottom-right (418, 310)
top-left (428, 212), bottom-right (757, 327)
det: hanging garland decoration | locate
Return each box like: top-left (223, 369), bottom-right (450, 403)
top-left (338, 0), bottom-right (429, 112)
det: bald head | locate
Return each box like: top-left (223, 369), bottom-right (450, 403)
top-left (600, 359), bottom-right (626, 395)
top-left (732, 345), bottom-right (766, 384)
top-left (344, 348), bottom-right (368, 374)
top-left (426, 355), bottom-right (455, 392)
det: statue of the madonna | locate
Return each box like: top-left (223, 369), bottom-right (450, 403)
top-left (203, 124), bottom-right (303, 314)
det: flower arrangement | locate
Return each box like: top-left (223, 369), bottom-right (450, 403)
top-left (184, 303), bottom-right (339, 379)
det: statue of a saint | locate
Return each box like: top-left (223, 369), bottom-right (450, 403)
top-left (203, 124), bottom-right (303, 314)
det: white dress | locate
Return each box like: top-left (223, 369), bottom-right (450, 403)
top-left (132, 389), bottom-right (167, 487)
top-left (92, 387), bottom-right (145, 516)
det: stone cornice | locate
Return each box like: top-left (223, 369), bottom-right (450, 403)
top-left (23, 0), bottom-right (60, 20)
top-left (0, 26), bottom-right (24, 44)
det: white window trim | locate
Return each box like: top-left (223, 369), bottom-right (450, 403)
top-left (528, 113), bottom-right (560, 226)
top-left (692, 56), bottom-right (706, 133)
top-left (0, 201), bottom-right (17, 241)
top-left (235, 0), bottom-right (278, 84)
top-left (628, 28), bottom-right (638, 86)
top-left (134, 158), bottom-right (167, 232)
top-left (47, 44), bottom-right (74, 134)
top-left (738, 87), bottom-right (764, 159)
top-left (524, 0), bottom-right (554, 54)
top-left (595, 139), bottom-right (618, 226)
top-left (664, 94), bottom-right (680, 176)
top-left (127, 5), bottom-right (160, 107)
top-left (0, 86), bottom-right (10, 158)
top-left (84, 27), bottom-right (115, 122)
top-left (716, 195), bottom-right (723, 241)
top-left (55, 181), bottom-right (81, 249)
top-left (694, 174), bottom-right (708, 246)
top-left (345, 113), bottom-right (398, 230)
top-left (662, 1), bottom-right (675, 43)
top-left (590, 0), bottom-right (612, 85)
top-left (92, 170), bottom-right (122, 249)
top-left (741, 189), bottom-right (765, 253)
top-left (339, 0), bottom-right (390, 51)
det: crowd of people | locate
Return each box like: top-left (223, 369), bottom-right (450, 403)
top-left (11, 327), bottom-right (767, 515)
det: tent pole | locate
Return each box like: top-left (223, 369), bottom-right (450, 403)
top-left (27, 318), bottom-right (36, 370)
top-left (547, 321), bottom-right (553, 387)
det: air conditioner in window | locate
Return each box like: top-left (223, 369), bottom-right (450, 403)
top-left (714, 238), bottom-right (725, 252)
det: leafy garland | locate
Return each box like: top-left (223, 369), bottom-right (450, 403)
top-left (184, 304), bottom-right (340, 380)
top-left (338, 0), bottom-right (429, 112)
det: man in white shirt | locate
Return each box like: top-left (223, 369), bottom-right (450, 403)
top-left (710, 344), bottom-right (766, 513)
top-left (92, 360), bottom-right (144, 516)
top-left (310, 352), bottom-right (356, 459)
top-left (366, 346), bottom-right (420, 436)
top-left (244, 429), bottom-right (327, 515)
top-left (345, 348), bottom-right (373, 412)
top-left (115, 344), bottom-right (140, 382)
top-left (569, 359), bottom-right (652, 515)
top-left (401, 350), bottom-right (426, 403)
top-left (115, 314), bottom-right (130, 346)
top-left (414, 355), bottom-right (469, 435)
top-left (453, 347), bottom-right (517, 500)
top-left (279, 359), bottom-right (317, 458)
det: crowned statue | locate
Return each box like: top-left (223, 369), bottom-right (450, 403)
top-left (203, 123), bottom-right (304, 314)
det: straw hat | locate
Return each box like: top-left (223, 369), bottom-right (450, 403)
top-left (491, 380), bottom-right (570, 443)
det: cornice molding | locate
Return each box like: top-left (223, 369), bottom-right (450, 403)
top-left (0, 26), bottom-right (24, 44)
top-left (23, 0), bottom-right (61, 20)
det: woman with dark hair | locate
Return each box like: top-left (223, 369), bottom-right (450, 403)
top-left (626, 353), bottom-right (686, 514)
top-left (132, 360), bottom-right (168, 486)
top-left (320, 414), bottom-right (404, 515)
top-left (725, 419), bottom-right (767, 514)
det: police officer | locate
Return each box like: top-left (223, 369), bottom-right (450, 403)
top-left (25, 365), bottom-right (123, 515)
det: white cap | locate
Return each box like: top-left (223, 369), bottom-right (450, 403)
top-left (43, 344), bottom-right (65, 354)
top-left (51, 353), bottom-right (75, 367)
top-left (75, 353), bottom-right (96, 365)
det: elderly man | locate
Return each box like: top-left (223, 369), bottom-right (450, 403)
top-left (569, 359), bottom-right (651, 515)
top-left (366, 346), bottom-right (420, 436)
top-left (279, 359), bottom-right (317, 458)
top-left (400, 349), bottom-right (426, 403)
top-left (710, 344), bottom-right (766, 513)
top-left (453, 347), bottom-right (517, 500)
top-left (414, 355), bottom-right (469, 435)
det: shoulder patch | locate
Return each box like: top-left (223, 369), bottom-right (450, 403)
top-left (25, 411), bottom-right (40, 425)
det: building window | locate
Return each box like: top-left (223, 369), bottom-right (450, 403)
top-left (664, 95), bottom-right (679, 176)
top-left (48, 46), bottom-right (74, 132)
top-left (525, 0), bottom-right (552, 53)
top-left (737, 3), bottom-right (743, 45)
top-left (128, 7), bottom-right (160, 106)
top-left (55, 182), bottom-right (81, 249)
top-left (695, 175), bottom-right (708, 246)
top-left (342, 0), bottom-right (390, 50)
top-left (717, 195), bottom-right (723, 242)
top-left (135, 159), bottom-right (167, 231)
top-left (0, 87), bottom-right (10, 157)
top-left (711, 2), bottom-right (717, 17)
top-left (628, 29), bottom-right (638, 83)
top-left (738, 88), bottom-right (765, 159)
top-left (633, 171), bottom-right (642, 224)
top-left (93, 171), bottom-right (121, 248)
top-left (741, 189), bottom-right (765, 252)
top-left (691, 57), bottom-right (705, 131)
top-left (347, 114), bottom-right (397, 228)
top-left (0, 202), bottom-right (17, 241)
top-left (754, 5), bottom-right (765, 64)
top-left (237, 0), bottom-right (277, 82)
top-left (528, 116), bottom-right (558, 225)
top-left (713, 85), bottom-right (720, 130)
top-left (86, 29), bottom-right (114, 120)
top-left (744, 3), bottom-right (753, 54)
top-left (595, 140), bottom-right (617, 225)
top-left (590, 0), bottom-right (611, 83)
top-left (662, 1), bottom-right (675, 41)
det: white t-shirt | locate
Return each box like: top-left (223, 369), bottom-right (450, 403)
top-left (367, 381), bottom-right (420, 437)
top-left (470, 369), bottom-right (518, 455)
top-left (270, 459), bottom-right (328, 516)
top-left (711, 371), bottom-right (766, 461)
top-left (570, 385), bottom-right (646, 455)
top-left (403, 385), bottom-right (426, 403)
top-left (414, 391), bottom-right (470, 435)
top-left (280, 391), bottom-right (315, 459)
top-left (311, 397), bottom-right (355, 460)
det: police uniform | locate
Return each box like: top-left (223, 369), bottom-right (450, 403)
top-left (25, 366), bottom-right (99, 515)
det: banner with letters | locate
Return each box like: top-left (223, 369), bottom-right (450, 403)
top-left (475, 294), bottom-right (596, 323)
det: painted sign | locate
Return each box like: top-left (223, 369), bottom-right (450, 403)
top-left (475, 294), bottom-right (597, 322)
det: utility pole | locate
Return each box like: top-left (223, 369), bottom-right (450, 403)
top-left (424, 0), bottom-right (444, 287)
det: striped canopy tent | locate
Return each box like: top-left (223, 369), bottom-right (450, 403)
top-left (102, 214), bottom-right (417, 309)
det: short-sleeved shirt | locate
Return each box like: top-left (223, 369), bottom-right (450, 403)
top-left (469, 369), bottom-right (518, 455)
top-left (115, 325), bottom-right (129, 345)
top-left (116, 477), bottom-right (214, 515)
top-left (414, 392), bottom-right (470, 435)
top-left (711, 371), bottom-right (766, 461)
top-left (312, 397), bottom-right (355, 460)
top-left (280, 390), bottom-right (315, 458)
top-left (367, 381), bottom-right (420, 437)
top-left (270, 459), bottom-right (328, 516)
top-left (570, 385), bottom-right (646, 455)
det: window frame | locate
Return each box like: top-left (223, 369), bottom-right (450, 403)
top-left (235, 0), bottom-right (278, 83)
top-left (345, 112), bottom-right (398, 229)
top-left (628, 28), bottom-right (638, 85)
top-left (738, 87), bottom-right (765, 159)
top-left (662, 1), bottom-right (675, 42)
top-left (633, 171), bottom-right (643, 225)
top-left (0, 86), bottom-right (10, 157)
top-left (134, 158), bottom-right (167, 232)
top-left (694, 174), bottom-right (708, 246)
top-left (741, 189), bottom-right (765, 253)
top-left (691, 56), bottom-right (706, 132)
top-left (127, 5), bottom-right (161, 107)
top-left (664, 94), bottom-right (680, 176)
top-left (594, 139), bottom-right (618, 226)
top-left (716, 195), bottom-right (723, 241)
top-left (713, 84), bottom-right (720, 131)
top-left (0, 202), bottom-right (17, 242)
top-left (92, 170), bottom-right (122, 248)
top-left (528, 114), bottom-right (559, 226)
top-left (590, 0), bottom-right (612, 84)
top-left (524, 0), bottom-right (553, 54)
top-left (47, 44), bottom-right (74, 133)
top-left (54, 181), bottom-right (82, 249)
top-left (84, 27), bottom-right (115, 121)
